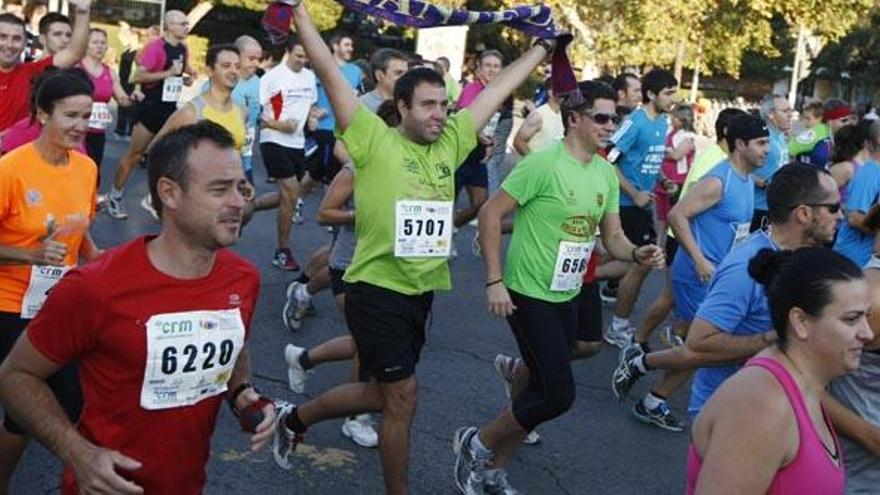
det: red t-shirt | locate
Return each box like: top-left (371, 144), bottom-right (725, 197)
top-left (27, 236), bottom-right (260, 495)
top-left (0, 57), bottom-right (53, 133)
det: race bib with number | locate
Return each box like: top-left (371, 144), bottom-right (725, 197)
top-left (140, 309), bottom-right (245, 410)
top-left (731, 222), bottom-right (750, 248)
top-left (20, 265), bottom-right (71, 319)
top-left (394, 200), bottom-right (453, 257)
top-left (162, 77), bottom-right (183, 103)
top-left (88, 102), bottom-right (112, 130)
top-left (550, 240), bottom-right (595, 292)
top-left (242, 127), bottom-right (255, 157)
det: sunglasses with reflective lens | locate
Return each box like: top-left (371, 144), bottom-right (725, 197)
top-left (584, 111), bottom-right (620, 125)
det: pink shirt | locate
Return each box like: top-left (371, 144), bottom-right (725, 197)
top-left (686, 357), bottom-right (845, 495)
top-left (78, 62), bottom-right (115, 134)
top-left (455, 80), bottom-right (484, 110)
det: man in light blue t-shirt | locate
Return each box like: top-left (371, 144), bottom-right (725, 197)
top-left (299, 33), bottom-right (363, 201)
top-left (751, 93), bottom-right (792, 230)
top-left (611, 164), bottom-right (842, 420)
top-left (232, 35), bottom-right (263, 184)
top-left (604, 69), bottom-right (677, 348)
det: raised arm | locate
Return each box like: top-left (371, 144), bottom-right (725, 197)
top-left (469, 42), bottom-right (552, 130)
top-left (291, 2), bottom-right (358, 131)
top-left (52, 0), bottom-right (92, 68)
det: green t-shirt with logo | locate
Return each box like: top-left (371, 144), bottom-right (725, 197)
top-left (339, 104), bottom-right (477, 295)
top-left (502, 141), bottom-right (620, 303)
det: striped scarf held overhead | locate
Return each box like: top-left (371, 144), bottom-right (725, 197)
top-left (262, 0), bottom-right (580, 103)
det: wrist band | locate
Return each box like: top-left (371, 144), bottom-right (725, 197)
top-left (228, 381), bottom-right (255, 411)
top-left (533, 38), bottom-right (554, 53)
top-left (485, 279), bottom-right (503, 288)
top-left (238, 396), bottom-right (273, 433)
top-left (631, 247), bottom-right (640, 264)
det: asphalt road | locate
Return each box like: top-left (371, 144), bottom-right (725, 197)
top-left (12, 136), bottom-right (688, 494)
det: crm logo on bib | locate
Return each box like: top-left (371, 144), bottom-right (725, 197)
top-left (26, 189), bottom-right (42, 206)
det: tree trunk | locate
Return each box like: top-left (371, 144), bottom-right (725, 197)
top-left (788, 24), bottom-right (806, 107)
top-left (674, 38), bottom-right (686, 86)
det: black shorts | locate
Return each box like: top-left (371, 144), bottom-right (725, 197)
top-left (134, 100), bottom-right (177, 134)
top-left (0, 312), bottom-right (82, 435)
top-left (329, 267), bottom-right (346, 296)
top-left (454, 145), bottom-right (488, 194)
top-left (665, 236), bottom-right (679, 268)
top-left (576, 282), bottom-right (602, 342)
top-left (620, 205), bottom-right (657, 246)
top-left (344, 282), bottom-right (433, 383)
top-left (309, 130), bottom-right (342, 184)
top-left (260, 142), bottom-right (306, 180)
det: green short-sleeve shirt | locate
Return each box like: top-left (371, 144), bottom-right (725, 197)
top-left (338, 104), bottom-right (477, 295)
top-left (502, 142), bottom-right (620, 303)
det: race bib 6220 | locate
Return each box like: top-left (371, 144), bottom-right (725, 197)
top-left (140, 309), bottom-right (245, 410)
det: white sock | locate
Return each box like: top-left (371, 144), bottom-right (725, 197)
top-left (633, 354), bottom-right (648, 374)
top-left (469, 431), bottom-right (492, 459)
top-left (643, 392), bottom-right (665, 410)
top-left (612, 316), bottom-right (630, 330)
top-left (109, 186), bottom-right (123, 199)
top-left (296, 283), bottom-right (312, 301)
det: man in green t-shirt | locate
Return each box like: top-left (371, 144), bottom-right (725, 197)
top-left (271, 3), bottom-right (555, 493)
top-left (453, 81), bottom-right (665, 494)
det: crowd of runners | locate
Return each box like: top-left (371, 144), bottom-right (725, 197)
top-left (0, 0), bottom-right (878, 493)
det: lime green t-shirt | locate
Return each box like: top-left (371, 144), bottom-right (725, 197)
top-left (339, 104), bottom-right (477, 295)
top-left (502, 142), bottom-right (620, 303)
top-left (679, 142), bottom-right (726, 199)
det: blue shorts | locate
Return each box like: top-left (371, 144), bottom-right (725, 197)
top-left (672, 278), bottom-right (707, 322)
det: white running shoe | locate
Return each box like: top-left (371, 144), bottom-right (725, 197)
top-left (284, 344), bottom-right (309, 394)
top-left (522, 430), bottom-right (541, 445)
top-left (341, 414), bottom-right (378, 448)
top-left (493, 354), bottom-right (519, 399)
top-left (272, 401), bottom-right (297, 470)
top-left (106, 195), bottom-right (128, 220)
top-left (282, 281), bottom-right (311, 331)
top-left (140, 193), bottom-right (159, 220)
top-left (603, 322), bottom-right (635, 349)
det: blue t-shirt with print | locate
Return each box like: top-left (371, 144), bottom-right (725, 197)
top-left (688, 231), bottom-right (775, 416)
top-left (609, 107), bottom-right (667, 206)
top-left (834, 160), bottom-right (880, 267)
top-left (316, 63), bottom-right (363, 131)
top-left (754, 126), bottom-right (788, 211)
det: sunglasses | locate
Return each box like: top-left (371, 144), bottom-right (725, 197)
top-left (583, 111), bottom-right (620, 125)
top-left (788, 202), bottom-right (842, 214)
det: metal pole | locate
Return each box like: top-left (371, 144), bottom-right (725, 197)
top-left (788, 24), bottom-right (806, 107)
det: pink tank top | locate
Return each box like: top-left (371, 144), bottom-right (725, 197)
top-left (686, 357), bottom-right (844, 495)
top-left (79, 62), bottom-right (114, 134)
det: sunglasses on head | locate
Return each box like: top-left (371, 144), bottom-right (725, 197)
top-left (788, 202), bottom-right (842, 214)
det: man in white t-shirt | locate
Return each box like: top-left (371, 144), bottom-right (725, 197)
top-left (259, 35), bottom-right (317, 271)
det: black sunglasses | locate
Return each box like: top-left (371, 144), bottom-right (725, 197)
top-left (788, 202), bottom-right (842, 214)
top-left (583, 111), bottom-right (620, 125)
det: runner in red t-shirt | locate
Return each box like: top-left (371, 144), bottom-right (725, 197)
top-left (0, 122), bottom-right (276, 494)
top-left (0, 0), bottom-right (93, 135)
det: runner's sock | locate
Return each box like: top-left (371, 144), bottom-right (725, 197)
top-left (296, 283), bottom-right (312, 301)
top-left (298, 350), bottom-right (314, 371)
top-left (109, 186), bottom-right (123, 200)
top-left (643, 392), bottom-right (666, 410)
top-left (469, 431), bottom-right (493, 459)
top-left (284, 406), bottom-right (308, 433)
top-left (612, 316), bottom-right (630, 330)
top-left (633, 354), bottom-right (649, 374)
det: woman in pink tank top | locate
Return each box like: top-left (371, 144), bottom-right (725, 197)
top-left (78, 28), bottom-right (141, 176)
top-left (686, 247), bottom-right (874, 494)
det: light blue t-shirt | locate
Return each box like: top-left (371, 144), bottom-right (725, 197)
top-left (688, 231), bottom-right (776, 416)
top-left (316, 63), bottom-right (363, 131)
top-left (609, 107), bottom-right (667, 206)
top-left (834, 160), bottom-right (880, 267)
top-left (754, 126), bottom-right (788, 210)
top-left (232, 74), bottom-right (261, 128)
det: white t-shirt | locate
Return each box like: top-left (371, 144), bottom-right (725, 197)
top-left (259, 64), bottom-right (317, 149)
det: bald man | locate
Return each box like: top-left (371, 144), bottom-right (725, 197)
top-left (106, 10), bottom-right (193, 220)
top-left (233, 35), bottom-right (263, 183)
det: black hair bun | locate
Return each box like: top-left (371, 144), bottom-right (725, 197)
top-left (748, 249), bottom-right (793, 287)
